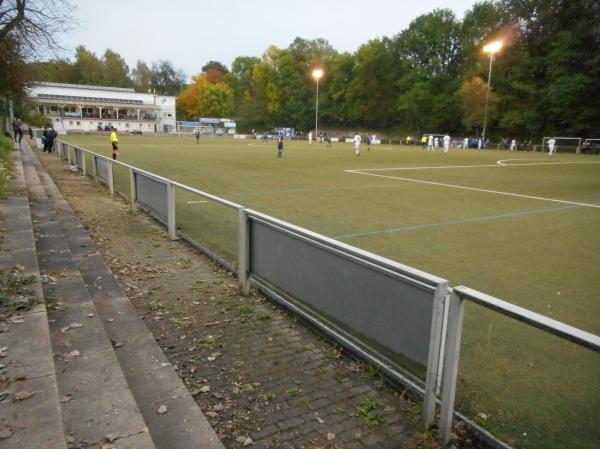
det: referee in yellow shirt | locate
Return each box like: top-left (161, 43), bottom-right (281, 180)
top-left (110, 127), bottom-right (119, 160)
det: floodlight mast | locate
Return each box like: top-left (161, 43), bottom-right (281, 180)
top-left (481, 41), bottom-right (503, 148)
top-left (312, 68), bottom-right (324, 138)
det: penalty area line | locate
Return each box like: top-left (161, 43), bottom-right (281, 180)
top-left (186, 200), bottom-right (209, 204)
top-left (346, 170), bottom-right (600, 209)
top-left (345, 160), bottom-right (600, 172)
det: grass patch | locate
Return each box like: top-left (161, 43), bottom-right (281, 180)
top-left (0, 134), bottom-right (14, 199)
top-left (352, 398), bottom-right (384, 427)
top-left (0, 266), bottom-right (37, 313)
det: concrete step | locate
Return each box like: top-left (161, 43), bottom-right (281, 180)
top-left (20, 145), bottom-right (157, 449)
top-left (0, 147), bottom-right (68, 449)
top-left (27, 144), bottom-right (225, 449)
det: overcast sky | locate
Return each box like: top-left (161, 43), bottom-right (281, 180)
top-left (65, 0), bottom-right (477, 80)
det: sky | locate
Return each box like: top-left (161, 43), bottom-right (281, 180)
top-left (64, 0), bottom-right (477, 81)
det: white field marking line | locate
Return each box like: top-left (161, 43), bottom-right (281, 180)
top-left (186, 200), bottom-right (209, 204)
top-left (346, 160), bottom-right (600, 172)
top-left (346, 170), bottom-right (600, 209)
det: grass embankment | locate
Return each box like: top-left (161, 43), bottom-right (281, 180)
top-left (0, 134), bottom-right (13, 199)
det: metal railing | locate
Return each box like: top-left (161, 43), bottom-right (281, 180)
top-left (46, 138), bottom-right (600, 449)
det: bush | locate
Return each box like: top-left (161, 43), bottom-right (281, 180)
top-left (31, 112), bottom-right (51, 128)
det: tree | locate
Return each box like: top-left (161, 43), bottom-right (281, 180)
top-left (102, 49), bottom-right (131, 87)
top-left (458, 76), bottom-right (498, 132)
top-left (151, 60), bottom-right (186, 95)
top-left (202, 61), bottom-right (229, 74)
top-left (0, 0), bottom-right (74, 58)
top-left (177, 73), bottom-right (234, 119)
top-left (131, 60), bottom-right (153, 92)
top-left (74, 46), bottom-right (103, 85)
top-left (0, 0), bottom-right (75, 127)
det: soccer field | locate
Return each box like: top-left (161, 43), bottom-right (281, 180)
top-left (61, 135), bottom-right (600, 449)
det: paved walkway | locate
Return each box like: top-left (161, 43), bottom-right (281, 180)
top-left (0, 139), bottom-right (485, 449)
top-left (35, 147), bottom-right (443, 449)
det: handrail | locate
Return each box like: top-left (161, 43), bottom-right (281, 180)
top-left (454, 286), bottom-right (600, 353)
top-left (59, 139), bottom-right (242, 210)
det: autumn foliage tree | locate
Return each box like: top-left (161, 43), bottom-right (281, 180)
top-left (177, 72), bottom-right (234, 120)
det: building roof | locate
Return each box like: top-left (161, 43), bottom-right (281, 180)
top-left (35, 81), bottom-right (137, 93)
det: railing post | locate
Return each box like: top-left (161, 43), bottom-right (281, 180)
top-left (108, 159), bottom-right (114, 195)
top-left (167, 181), bottom-right (176, 240)
top-left (439, 289), bottom-right (466, 445)
top-left (81, 150), bottom-right (87, 176)
top-left (423, 281), bottom-right (448, 428)
top-left (67, 145), bottom-right (72, 165)
top-left (238, 207), bottom-right (250, 296)
top-left (129, 167), bottom-right (136, 208)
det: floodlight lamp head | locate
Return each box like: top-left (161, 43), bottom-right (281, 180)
top-left (312, 68), bottom-right (324, 80)
top-left (483, 41), bottom-right (503, 54)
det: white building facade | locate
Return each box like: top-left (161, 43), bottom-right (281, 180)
top-left (27, 82), bottom-right (176, 134)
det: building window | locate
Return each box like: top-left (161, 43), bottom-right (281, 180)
top-left (76, 121), bottom-right (80, 126)
top-left (50, 106), bottom-right (58, 112)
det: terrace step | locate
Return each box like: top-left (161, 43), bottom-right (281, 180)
top-left (25, 143), bottom-right (224, 449)
top-left (20, 144), bottom-right (157, 449)
top-left (0, 146), bottom-right (68, 449)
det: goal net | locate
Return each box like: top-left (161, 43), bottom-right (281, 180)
top-left (542, 137), bottom-right (581, 154)
top-left (173, 121), bottom-right (214, 138)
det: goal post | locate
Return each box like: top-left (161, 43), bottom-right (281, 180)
top-left (542, 137), bottom-right (581, 154)
top-left (173, 121), bottom-right (214, 138)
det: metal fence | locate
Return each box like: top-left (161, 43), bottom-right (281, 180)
top-left (47, 139), bottom-right (600, 449)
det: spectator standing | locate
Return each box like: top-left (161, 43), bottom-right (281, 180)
top-left (16, 119), bottom-right (23, 143)
top-left (353, 132), bottom-right (362, 157)
top-left (427, 135), bottom-right (434, 151)
top-left (366, 134), bottom-right (371, 151)
top-left (308, 131), bottom-right (313, 145)
top-left (45, 127), bottom-right (56, 153)
top-left (478, 138), bottom-right (482, 150)
top-left (28, 126), bottom-right (33, 140)
top-left (194, 128), bottom-right (200, 144)
top-left (11, 119), bottom-right (19, 142)
top-left (510, 139), bottom-right (517, 151)
top-left (110, 127), bottom-right (119, 160)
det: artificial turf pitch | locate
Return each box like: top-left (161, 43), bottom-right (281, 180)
top-left (61, 135), bottom-right (600, 449)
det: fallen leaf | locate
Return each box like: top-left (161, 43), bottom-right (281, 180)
top-left (199, 385), bottom-right (211, 393)
top-left (87, 313), bottom-right (95, 318)
top-left (111, 340), bottom-right (123, 349)
top-left (326, 432), bottom-right (336, 441)
top-left (157, 405), bottom-right (168, 414)
top-left (205, 411), bottom-right (218, 418)
top-left (0, 428), bottom-right (14, 439)
top-left (14, 391), bottom-right (35, 401)
top-left (317, 417), bottom-right (325, 424)
top-left (66, 350), bottom-right (81, 359)
top-left (59, 395), bottom-right (72, 403)
top-left (212, 403), bottom-right (224, 412)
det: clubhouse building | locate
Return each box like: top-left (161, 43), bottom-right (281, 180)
top-left (27, 82), bottom-right (176, 134)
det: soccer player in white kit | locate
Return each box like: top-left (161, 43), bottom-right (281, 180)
top-left (510, 139), bottom-right (516, 151)
top-left (427, 135), bottom-right (434, 151)
top-left (353, 132), bottom-right (362, 157)
top-left (434, 137), bottom-right (439, 149)
top-left (443, 134), bottom-right (450, 153)
top-left (308, 131), bottom-right (313, 145)
top-left (548, 138), bottom-right (556, 155)
top-left (463, 137), bottom-right (469, 149)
